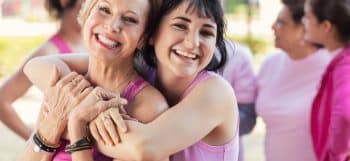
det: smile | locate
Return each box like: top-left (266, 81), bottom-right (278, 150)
top-left (173, 49), bottom-right (199, 60)
top-left (95, 34), bottom-right (121, 49)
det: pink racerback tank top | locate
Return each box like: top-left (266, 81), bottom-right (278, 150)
top-left (49, 34), bottom-right (72, 54)
top-left (171, 71), bottom-right (239, 161)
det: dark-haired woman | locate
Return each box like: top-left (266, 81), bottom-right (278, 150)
top-left (256, 0), bottom-right (331, 160)
top-left (304, 0), bottom-right (350, 160)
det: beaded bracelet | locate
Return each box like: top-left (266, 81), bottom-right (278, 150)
top-left (65, 137), bottom-right (93, 154)
top-left (32, 132), bottom-right (60, 153)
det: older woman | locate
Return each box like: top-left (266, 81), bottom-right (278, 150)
top-left (16, 0), bottom-right (168, 161)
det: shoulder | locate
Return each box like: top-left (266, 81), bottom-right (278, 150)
top-left (186, 72), bottom-right (237, 112)
top-left (127, 84), bottom-right (168, 123)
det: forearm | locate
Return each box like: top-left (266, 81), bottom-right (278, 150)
top-left (16, 137), bottom-right (54, 161)
top-left (16, 111), bottom-right (65, 161)
top-left (0, 102), bottom-right (32, 139)
top-left (0, 69), bottom-right (34, 139)
top-left (68, 120), bottom-right (94, 161)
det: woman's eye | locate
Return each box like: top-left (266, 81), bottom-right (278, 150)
top-left (200, 30), bottom-right (215, 37)
top-left (99, 6), bottom-right (111, 14)
top-left (123, 17), bottom-right (138, 24)
top-left (173, 24), bottom-right (187, 30)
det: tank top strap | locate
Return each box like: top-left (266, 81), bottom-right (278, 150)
top-left (181, 71), bottom-right (216, 98)
top-left (121, 76), bottom-right (149, 102)
top-left (49, 34), bottom-right (72, 54)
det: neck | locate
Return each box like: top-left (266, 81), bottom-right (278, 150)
top-left (286, 43), bottom-right (318, 60)
top-left (324, 39), bottom-right (346, 52)
top-left (87, 57), bottom-right (137, 92)
top-left (57, 14), bottom-right (84, 52)
top-left (156, 66), bottom-right (197, 106)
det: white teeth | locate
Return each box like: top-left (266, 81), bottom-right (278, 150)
top-left (98, 35), bottom-right (119, 47)
top-left (176, 50), bottom-right (197, 59)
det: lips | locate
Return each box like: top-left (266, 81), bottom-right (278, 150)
top-left (173, 49), bottom-right (199, 60)
top-left (95, 34), bottom-right (121, 49)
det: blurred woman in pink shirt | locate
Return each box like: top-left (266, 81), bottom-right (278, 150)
top-left (304, 0), bottom-right (350, 160)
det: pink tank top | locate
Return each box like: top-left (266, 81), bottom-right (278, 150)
top-left (171, 71), bottom-right (239, 161)
top-left (49, 34), bottom-right (72, 54)
top-left (52, 76), bottom-right (149, 161)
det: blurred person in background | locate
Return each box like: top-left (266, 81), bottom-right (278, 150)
top-left (218, 39), bottom-right (257, 161)
top-left (255, 0), bottom-right (331, 160)
top-left (219, 1), bottom-right (257, 160)
top-left (0, 0), bottom-right (86, 140)
top-left (304, 0), bottom-right (350, 160)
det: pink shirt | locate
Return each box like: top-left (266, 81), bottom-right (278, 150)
top-left (256, 49), bottom-right (331, 161)
top-left (311, 44), bottom-right (350, 161)
top-left (218, 40), bottom-right (257, 103)
top-left (171, 71), bottom-right (239, 161)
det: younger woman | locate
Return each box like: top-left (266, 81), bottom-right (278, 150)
top-left (304, 0), bottom-right (350, 160)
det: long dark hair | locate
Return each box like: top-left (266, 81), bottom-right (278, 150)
top-left (141, 0), bottom-right (227, 71)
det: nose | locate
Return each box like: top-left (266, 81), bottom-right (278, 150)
top-left (271, 20), bottom-right (277, 31)
top-left (184, 31), bottom-right (200, 50)
top-left (107, 17), bottom-right (122, 33)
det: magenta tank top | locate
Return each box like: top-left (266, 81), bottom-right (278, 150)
top-left (52, 76), bottom-right (149, 161)
top-left (49, 34), bottom-right (72, 54)
top-left (171, 71), bottom-right (239, 161)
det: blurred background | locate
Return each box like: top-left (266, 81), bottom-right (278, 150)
top-left (0, 0), bottom-right (282, 160)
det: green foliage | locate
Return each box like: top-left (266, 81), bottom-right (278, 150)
top-left (226, 34), bottom-right (273, 55)
top-left (224, 0), bottom-right (260, 17)
top-left (225, 0), bottom-right (246, 13)
top-left (0, 36), bottom-right (46, 78)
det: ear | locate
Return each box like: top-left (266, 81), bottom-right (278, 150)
top-left (60, 0), bottom-right (70, 8)
top-left (320, 20), bottom-right (333, 34)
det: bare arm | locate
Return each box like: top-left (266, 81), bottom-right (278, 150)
top-left (0, 44), bottom-right (61, 140)
top-left (17, 72), bottom-right (93, 161)
top-left (97, 76), bottom-right (239, 161)
top-left (0, 69), bottom-right (33, 139)
top-left (92, 85), bottom-right (170, 161)
top-left (23, 54), bottom-right (89, 92)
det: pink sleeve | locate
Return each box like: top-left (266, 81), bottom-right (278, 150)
top-left (328, 55), bottom-right (350, 161)
top-left (333, 57), bottom-right (350, 122)
top-left (222, 41), bottom-right (257, 103)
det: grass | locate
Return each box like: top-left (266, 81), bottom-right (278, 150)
top-left (0, 36), bottom-right (47, 77)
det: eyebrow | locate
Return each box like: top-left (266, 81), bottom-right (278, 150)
top-left (173, 16), bottom-right (216, 29)
top-left (100, 0), bottom-right (138, 15)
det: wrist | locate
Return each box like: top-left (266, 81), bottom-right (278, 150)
top-left (37, 115), bottom-right (67, 145)
top-left (68, 119), bottom-right (89, 143)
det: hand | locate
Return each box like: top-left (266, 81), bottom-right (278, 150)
top-left (89, 107), bottom-right (138, 145)
top-left (69, 87), bottom-right (128, 125)
top-left (43, 67), bottom-right (93, 123)
top-left (36, 68), bottom-right (93, 145)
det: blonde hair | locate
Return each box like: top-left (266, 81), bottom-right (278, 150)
top-left (77, 0), bottom-right (98, 26)
top-left (77, 0), bottom-right (162, 27)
